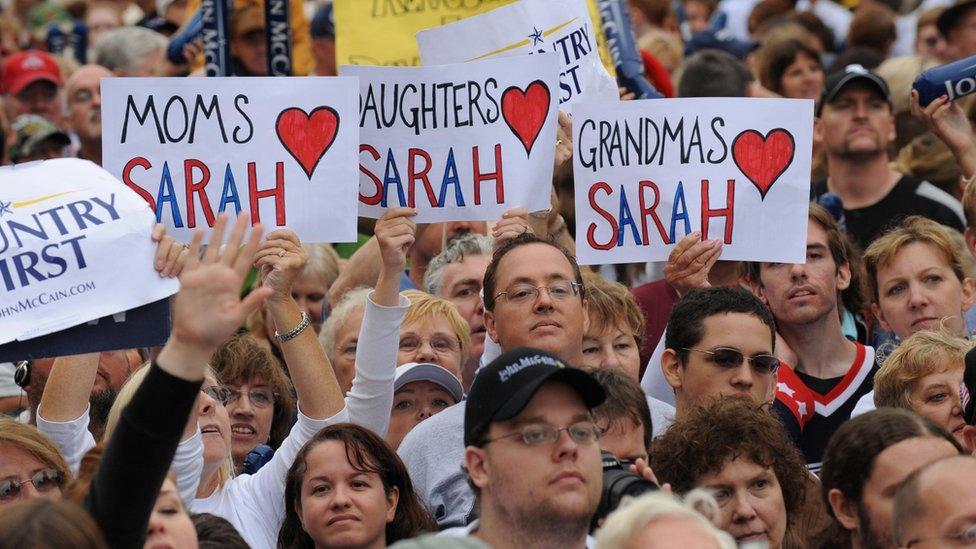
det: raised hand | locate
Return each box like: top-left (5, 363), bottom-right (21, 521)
top-left (165, 213), bottom-right (272, 367)
top-left (492, 208), bottom-right (534, 250)
top-left (375, 207), bottom-right (417, 275)
top-left (910, 89), bottom-right (976, 178)
top-left (152, 224), bottom-right (189, 278)
top-left (554, 110), bottom-right (573, 173)
top-left (252, 228), bottom-right (308, 303)
top-left (664, 231), bottom-right (723, 297)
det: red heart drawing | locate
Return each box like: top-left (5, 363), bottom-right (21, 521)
top-left (731, 128), bottom-right (795, 200)
top-left (501, 80), bottom-right (551, 156)
top-left (275, 106), bottom-right (340, 179)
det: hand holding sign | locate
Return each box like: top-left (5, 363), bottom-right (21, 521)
top-left (664, 232), bottom-right (723, 297)
top-left (151, 224), bottom-right (189, 278)
top-left (375, 208), bottom-right (417, 276)
top-left (253, 229), bottom-right (308, 303)
top-left (492, 208), bottom-right (535, 250)
top-left (164, 213), bottom-right (272, 363)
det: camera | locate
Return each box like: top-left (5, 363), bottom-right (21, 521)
top-left (591, 450), bottom-right (659, 529)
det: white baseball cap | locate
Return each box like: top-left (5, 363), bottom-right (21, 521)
top-left (395, 362), bottom-right (464, 402)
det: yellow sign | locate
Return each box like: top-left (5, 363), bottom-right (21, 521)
top-left (334, 0), bottom-right (616, 75)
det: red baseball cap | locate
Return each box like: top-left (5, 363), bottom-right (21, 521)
top-left (1, 51), bottom-right (61, 95)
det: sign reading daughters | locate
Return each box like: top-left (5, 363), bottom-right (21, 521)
top-left (573, 98), bottom-right (813, 265)
top-left (342, 53), bottom-right (560, 222)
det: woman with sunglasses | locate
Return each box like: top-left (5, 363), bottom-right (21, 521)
top-left (278, 423), bottom-right (435, 548)
top-left (0, 419), bottom-right (70, 505)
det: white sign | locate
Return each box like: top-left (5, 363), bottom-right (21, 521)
top-left (342, 54), bottom-right (560, 222)
top-left (417, 0), bottom-right (617, 106)
top-left (0, 159), bottom-right (179, 344)
top-left (101, 77), bottom-right (360, 243)
top-left (573, 98), bottom-right (813, 265)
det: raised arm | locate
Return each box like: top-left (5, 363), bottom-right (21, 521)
top-left (910, 89), bottom-right (976, 179)
top-left (88, 213), bottom-right (272, 548)
top-left (253, 230), bottom-right (344, 420)
top-left (346, 208), bottom-right (416, 435)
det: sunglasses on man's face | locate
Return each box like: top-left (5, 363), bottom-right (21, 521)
top-left (0, 468), bottom-right (64, 500)
top-left (682, 347), bottom-right (781, 375)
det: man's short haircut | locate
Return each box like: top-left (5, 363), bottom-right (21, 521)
top-left (318, 287), bottom-right (370, 361)
top-left (401, 289), bottom-right (472, 366)
top-left (595, 490), bottom-right (737, 549)
top-left (892, 455), bottom-right (976, 546)
top-left (864, 216), bottom-right (968, 304)
top-left (586, 368), bottom-right (654, 452)
top-left (874, 330), bottom-right (974, 409)
top-left (423, 233), bottom-right (493, 296)
top-left (648, 398), bottom-right (808, 526)
top-left (482, 232), bottom-right (584, 312)
top-left (820, 408), bottom-right (962, 525)
top-left (582, 270), bottom-right (645, 346)
top-left (91, 27), bottom-right (167, 74)
top-left (678, 50), bottom-right (754, 98)
top-left (847, 4), bottom-right (897, 54)
top-left (664, 286), bottom-right (777, 363)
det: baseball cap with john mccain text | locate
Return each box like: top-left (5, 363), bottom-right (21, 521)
top-left (463, 347), bottom-right (606, 447)
top-left (817, 64), bottom-right (891, 116)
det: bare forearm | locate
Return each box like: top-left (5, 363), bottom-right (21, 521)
top-left (266, 297), bottom-right (344, 418)
top-left (38, 353), bottom-right (99, 422)
top-left (329, 237), bottom-right (381, 306)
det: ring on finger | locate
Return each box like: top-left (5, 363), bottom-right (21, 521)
top-left (278, 250), bottom-right (286, 257)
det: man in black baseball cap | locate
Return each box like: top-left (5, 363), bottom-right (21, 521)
top-left (443, 347), bottom-right (604, 549)
top-left (811, 64), bottom-right (965, 250)
top-left (937, 0), bottom-right (976, 60)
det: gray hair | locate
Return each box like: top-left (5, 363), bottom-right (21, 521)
top-left (595, 490), bottom-right (736, 549)
top-left (91, 27), bottom-right (167, 74)
top-left (302, 243), bottom-right (341, 288)
top-left (318, 287), bottom-right (370, 361)
top-left (423, 233), bottom-right (493, 295)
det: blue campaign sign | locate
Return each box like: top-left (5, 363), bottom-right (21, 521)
top-left (0, 298), bottom-right (170, 361)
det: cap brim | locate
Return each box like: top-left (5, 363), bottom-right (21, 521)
top-left (492, 367), bottom-right (606, 423)
top-left (818, 73), bottom-right (891, 116)
top-left (938, 1), bottom-right (976, 37)
top-left (7, 73), bottom-right (59, 96)
top-left (395, 363), bottom-right (464, 403)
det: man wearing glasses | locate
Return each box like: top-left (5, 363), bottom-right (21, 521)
top-left (660, 285), bottom-right (780, 419)
top-left (447, 347), bottom-right (605, 549)
top-left (893, 455), bottom-right (976, 548)
top-left (747, 205), bottom-right (877, 471)
top-left (399, 232), bottom-right (592, 528)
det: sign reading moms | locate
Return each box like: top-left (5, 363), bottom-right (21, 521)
top-left (342, 54), bottom-right (560, 222)
top-left (0, 159), bottom-right (179, 345)
top-left (573, 98), bottom-right (813, 265)
top-left (101, 77), bottom-right (359, 243)
top-left (417, 0), bottom-right (617, 106)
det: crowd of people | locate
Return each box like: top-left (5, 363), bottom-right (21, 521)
top-left (3, 0), bottom-right (976, 547)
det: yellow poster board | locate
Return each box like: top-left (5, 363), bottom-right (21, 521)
top-left (334, 0), bottom-right (616, 75)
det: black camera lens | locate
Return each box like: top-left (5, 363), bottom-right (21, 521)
top-left (591, 451), bottom-right (658, 530)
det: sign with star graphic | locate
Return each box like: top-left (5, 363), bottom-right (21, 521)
top-left (0, 159), bottom-right (178, 348)
top-left (417, 0), bottom-right (618, 106)
top-left (341, 53), bottom-right (559, 222)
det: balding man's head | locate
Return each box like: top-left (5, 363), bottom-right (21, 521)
top-left (893, 455), bottom-right (976, 547)
top-left (64, 65), bottom-right (112, 153)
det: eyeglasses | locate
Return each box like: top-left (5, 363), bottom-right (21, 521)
top-left (483, 421), bottom-right (604, 446)
top-left (0, 469), bottom-right (65, 500)
top-left (225, 386), bottom-right (279, 408)
top-left (681, 347), bottom-right (781, 375)
top-left (906, 524), bottom-right (976, 547)
top-left (494, 281), bottom-right (582, 305)
top-left (201, 385), bottom-right (233, 405)
top-left (399, 335), bottom-right (460, 354)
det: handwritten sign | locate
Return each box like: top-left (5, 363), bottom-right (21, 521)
top-left (572, 98), bottom-right (813, 265)
top-left (0, 159), bottom-right (179, 345)
top-left (417, 0), bottom-right (617, 106)
top-left (0, 298), bottom-right (170, 361)
top-left (341, 54), bottom-right (559, 222)
top-left (333, 0), bottom-right (614, 73)
top-left (101, 77), bottom-right (359, 243)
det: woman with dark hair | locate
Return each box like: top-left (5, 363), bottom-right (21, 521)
top-left (758, 37), bottom-right (824, 100)
top-left (279, 423), bottom-right (435, 548)
top-left (649, 397), bottom-right (813, 549)
top-left (0, 499), bottom-right (108, 549)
